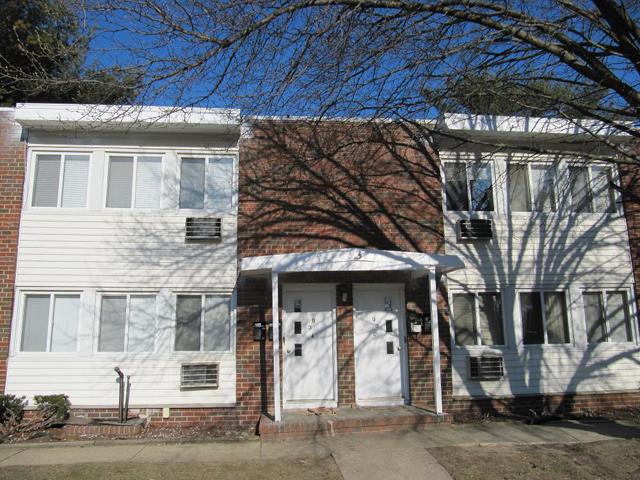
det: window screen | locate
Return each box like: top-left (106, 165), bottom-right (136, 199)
top-left (61, 155), bottom-right (90, 207)
top-left (478, 293), bottom-right (504, 346)
top-left (208, 157), bottom-right (234, 212)
top-left (50, 295), bottom-right (80, 352)
top-left (179, 158), bottom-right (206, 209)
top-left (106, 157), bottom-right (134, 208)
top-left (134, 156), bottom-right (162, 208)
top-left (32, 155), bottom-right (61, 207)
top-left (606, 292), bottom-right (632, 342)
top-left (444, 163), bottom-right (469, 211)
top-left (520, 292), bottom-right (545, 344)
top-left (583, 292), bottom-right (606, 343)
top-left (452, 293), bottom-right (475, 345)
top-left (591, 166), bottom-right (615, 213)
top-left (507, 163), bottom-right (531, 212)
top-left (530, 165), bottom-right (556, 212)
top-left (569, 166), bottom-right (592, 213)
top-left (203, 296), bottom-right (231, 351)
top-left (21, 295), bottom-right (50, 351)
top-left (544, 292), bottom-right (569, 344)
top-left (99, 296), bottom-right (127, 351)
top-left (127, 296), bottom-right (156, 352)
top-left (175, 295), bottom-right (202, 351)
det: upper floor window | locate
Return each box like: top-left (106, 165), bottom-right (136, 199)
top-left (567, 165), bottom-right (616, 213)
top-left (507, 163), bottom-right (556, 212)
top-left (21, 293), bottom-right (80, 352)
top-left (443, 162), bottom-right (494, 212)
top-left (98, 294), bottom-right (157, 352)
top-left (175, 294), bottom-right (231, 352)
top-left (32, 154), bottom-right (89, 208)
top-left (106, 155), bottom-right (162, 209)
top-left (583, 290), bottom-right (633, 343)
top-left (520, 291), bottom-right (570, 345)
top-left (179, 156), bottom-right (234, 211)
top-left (451, 292), bottom-right (504, 346)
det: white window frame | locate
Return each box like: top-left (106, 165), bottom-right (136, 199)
top-left (566, 163), bottom-right (619, 214)
top-left (507, 161), bottom-right (557, 213)
top-left (582, 289), bottom-right (636, 344)
top-left (28, 151), bottom-right (92, 209)
top-left (449, 290), bottom-right (507, 348)
top-left (96, 293), bottom-right (158, 353)
top-left (177, 155), bottom-right (237, 212)
top-left (16, 291), bottom-right (82, 354)
top-left (518, 289), bottom-right (573, 346)
top-left (103, 153), bottom-right (164, 210)
top-left (174, 293), bottom-right (233, 353)
top-left (441, 160), bottom-right (496, 213)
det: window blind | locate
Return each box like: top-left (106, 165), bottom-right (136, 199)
top-left (507, 164), bottom-right (531, 212)
top-left (208, 157), bottom-right (233, 212)
top-left (607, 292), bottom-right (631, 342)
top-left (179, 158), bottom-right (205, 209)
top-left (452, 293), bottom-right (475, 346)
top-left (32, 155), bottom-right (61, 207)
top-left (21, 295), bottom-right (50, 352)
top-left (591, 167), bottom-right (614, 213)
top-left (50, 295), bottom-right (80, 352)
top-left (61, 155), bottom-right (90, 208)
top-left (530, 165), bottom-right (556, 212)
top-left (203, 296), bottom-right (231, 351)
top-left (106, 157), bottom-right (134, 208)
top-left (478, 293), bottom-right (504, 346)
top-left (128, 295), bottom-right (156, 352)
top-left (99, 296), bottom-right (127, 351)
top-left (175, 295), bottom-right (202, 351)
top-left (544, 292), bottom-right (569, 344)
top-left (134, 157), bottom-right (162, 208)
top-left (569, 166), bottom-right (592, 212)
top-left (584, 292), bottom-right (606, 343)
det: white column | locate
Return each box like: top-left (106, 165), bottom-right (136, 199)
top-left (271, 270), bottom-right (282, 422)
top-left (428, 268), bottom-right (443, 415)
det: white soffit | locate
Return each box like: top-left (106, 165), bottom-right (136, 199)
top-left (240, 248), bottom-right (465, 274)
top-left (14, 103), bottom-right (241, 134)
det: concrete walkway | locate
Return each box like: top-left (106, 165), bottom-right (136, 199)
top-left (0, 419), bottom-right (638, 480)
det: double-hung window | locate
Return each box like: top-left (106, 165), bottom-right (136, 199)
top-left (98, 294), bottom-right (157, 352)
top-left (520, 291), bottom-right (570, 345)
top-left (179, 156), bottom-right (234, 212)
top-left (443, 161), bottom-right (494, 212)
top-left (507, 163), bottom-right (556, 212)
top-left (106, 155), bottom-right (162, 208)
top-left (583, 291), bottom-right (634, 343)
top-left (567, 165), bottom-right (616, 213)
top-left (451, 292), bottom-right (504, 346)
top-left (21, 293), bottom-right (80, 352)
top-left (175, 295), bottom-right (231, 352)
top-left (32, 154), bottom-right (90, 207)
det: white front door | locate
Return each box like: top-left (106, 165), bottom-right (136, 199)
top-left (353, 284), bottom-right (408, 406)
top-left (282, 285), bottom-right (337, 409)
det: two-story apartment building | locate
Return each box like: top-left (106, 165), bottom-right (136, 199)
top-left (0, 104), bottom-right (637, 437)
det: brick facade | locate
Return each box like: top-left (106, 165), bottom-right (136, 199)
top-left (0, 110), bottom-right (24, 392)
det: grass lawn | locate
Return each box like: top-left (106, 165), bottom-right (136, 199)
top-left (430, 438), bottom-right (640, 480)
top-left (0, 457), bottom-right (342, 480)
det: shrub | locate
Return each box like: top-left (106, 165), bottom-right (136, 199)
top-left (34, 394), bottom-right (70, 421)
top-left (0, 395), bottom-right (25, 423)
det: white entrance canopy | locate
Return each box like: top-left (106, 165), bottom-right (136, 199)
top-left (240, 248), bottom-right (464, 275)
top-left (240, 248), bottom-right (464, 422)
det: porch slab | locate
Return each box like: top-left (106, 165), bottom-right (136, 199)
top-left (259, 406), bottom-right (451, 441)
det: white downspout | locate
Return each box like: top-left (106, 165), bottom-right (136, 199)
top-left (428, 268), bottom-right (443, 415)
top-left (271, 270), bottom-right (282, 422)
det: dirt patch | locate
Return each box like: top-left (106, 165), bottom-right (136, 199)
top-left (430, 439), bottom-right (640, 480)
top-left (0, 457), bottom-right (342, 480)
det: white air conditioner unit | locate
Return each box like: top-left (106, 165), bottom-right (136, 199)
top-left (185, 217), bottom-right (222, 241)
top-left (180, 363), bottom-right (219, 389)
top-left (458, 219), bottom-right (493, 240)
top-left (468, 355), bottom-right (504, 380)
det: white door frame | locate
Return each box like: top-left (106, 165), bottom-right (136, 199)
top-left (281, 283), bottom-right (339, 409)
top-left (353, 283), bottom-right (411, 406)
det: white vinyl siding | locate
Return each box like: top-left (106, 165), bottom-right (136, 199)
top-left (451, 292), bottom-right (504, 346)
top-left (180, 156), bottom-right (235, 211)
top-left (98, 294), bottom-right (157, 352)
top-left (20, 293), bottom-right (80, 352)
top-left (32, 154), bottom-right (89, 208)
top-left (106, 155), bottom-right (162, 209)
top-left (175, 295), bottom-right (231, 352)
top-left (583, 291), bottom-right (634, 344)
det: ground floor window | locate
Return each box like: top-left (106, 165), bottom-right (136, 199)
top-left (98, 294), bottom-right (157, 352)
top-left (175, 295), bottom-right (231, 352)
top-left (451, 292), bottom-right (504, 346)
top-left (520, 291), bottom-right (570, 345)
top-left (583, 291), bottom-right (634, 343)
top-left (21, 293), bottom-right (80, 352)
